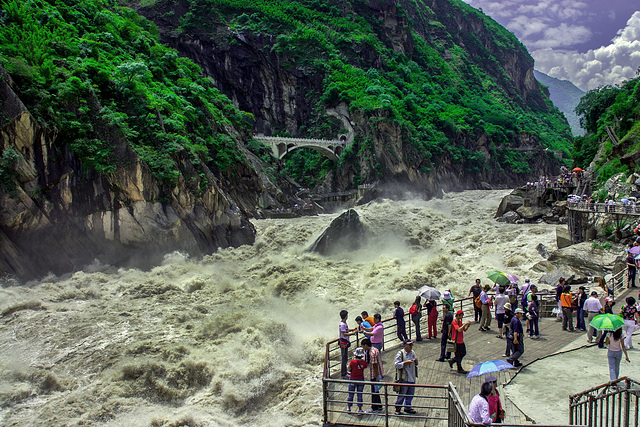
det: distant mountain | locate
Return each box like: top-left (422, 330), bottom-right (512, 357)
top-left (534, 70), bottom-right (585, 136)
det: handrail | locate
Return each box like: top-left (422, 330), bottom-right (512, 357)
top-left (254, 135), bottom-right (345, 145)
top-left (569, 376), bottom-right (639, 427)
top-left (610, 269), bottom-right (627, 297)
top-left (323, 294), bottom-right (591, 427)
top-left (568, 201), bottom-right (639, 215)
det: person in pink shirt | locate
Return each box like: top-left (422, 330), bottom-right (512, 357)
top-left (360, 313), bottom-right (384, 350)
top-left (370, 313), bottom-right (384, 351)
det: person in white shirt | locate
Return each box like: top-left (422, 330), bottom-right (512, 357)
top-left (583, 291), bottom-right (603, 343)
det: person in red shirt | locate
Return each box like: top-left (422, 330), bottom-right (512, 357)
top-left (346, 347), bottom-right (368, 413)
top-left (448, 310), bottom-right (472, 374)
top-left (425, 300), bottom-right (439, 339)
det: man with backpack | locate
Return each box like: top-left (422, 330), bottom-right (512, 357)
top-left (469, 279), bottom-right (482, 323)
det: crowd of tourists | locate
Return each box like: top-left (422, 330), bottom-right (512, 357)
top-left (337, 275), bottom-right (639, 422)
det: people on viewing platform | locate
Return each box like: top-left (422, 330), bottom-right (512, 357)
top-left (333, 277), bottom-right (632, 419)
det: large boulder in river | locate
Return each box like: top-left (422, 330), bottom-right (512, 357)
top-left (309, 209), bottom-right (366, 255)
top-left (495, 194), bottom-right (524, 217)
top-left (516, 205), bottom-right (551, 222)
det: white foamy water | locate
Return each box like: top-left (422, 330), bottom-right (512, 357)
top-left (0, 190), bottom-right (558, 426)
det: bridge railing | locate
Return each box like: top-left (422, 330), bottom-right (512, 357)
top-left (254, 135), bottom-right (345, 146)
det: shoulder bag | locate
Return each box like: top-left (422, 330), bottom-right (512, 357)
top-left (393, 351), bottom-right (404, 392)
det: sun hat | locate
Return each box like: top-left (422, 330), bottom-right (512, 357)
top-left (515, 308), bottom-right (524, 314)
top-left (443, 291), bottom-right (452, 299)
top-left (504, 302), bottom-right (512, 311)
top-left (354, 347), bottom-right (366, 358)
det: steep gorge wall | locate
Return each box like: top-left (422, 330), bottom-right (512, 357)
top-left (0, 68), bottom-right (259, 281)
top-left (136, 0), bottom-right (563, 198)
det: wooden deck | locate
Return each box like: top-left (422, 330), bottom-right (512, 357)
top-left (325, 288), bottom-right (637, 426)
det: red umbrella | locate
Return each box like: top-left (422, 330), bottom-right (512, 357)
top-left (572, 167), bottom-right (583, 172)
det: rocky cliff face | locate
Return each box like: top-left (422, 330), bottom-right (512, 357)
top-left (135, 0), bottom-right (564, 198)
top-left (0, 68), bottom-right (266, 281)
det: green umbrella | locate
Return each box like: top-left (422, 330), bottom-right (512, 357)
top-left (589, 314), bottom-right (625, 331)
top-left (487, 270), bottom-right (509, 286)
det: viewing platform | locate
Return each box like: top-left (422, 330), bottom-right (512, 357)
top-left (322, 288), bottom-right (639, 427)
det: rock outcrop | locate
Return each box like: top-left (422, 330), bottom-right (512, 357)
top-left (0, 68), bottom-right (262, 281)
top-left (309, 209), bottom-right (366, 255)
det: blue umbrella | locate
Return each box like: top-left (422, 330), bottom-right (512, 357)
top-left (466, 359), bottom-right (515, 378)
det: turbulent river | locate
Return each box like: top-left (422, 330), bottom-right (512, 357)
top-left (0, 190), bottom-right (559, 426)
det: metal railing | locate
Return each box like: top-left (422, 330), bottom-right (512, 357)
top-left (568, 201), bottom-right (640, 215)
top-left (322, 378), bottom-right (449, 426)
top-left (569, 377), bottom-right (640, 427)
top-left (609, 269), bottom-right (627, 298)
top-left (322, 294), bottom-right (585, 426)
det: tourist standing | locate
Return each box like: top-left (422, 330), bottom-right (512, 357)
top-left (437, 304), bottom-right (454, 362)
top-left (355, 316), bottom-right (372, 338)
top-left (361, 311), bottom-right (375, 325)
top-left (528, 294), bottom-right (540, 339)
top-left (339, 310), bottom-right (358, 378)
top-left (576, 286), bottom-right (588, 331)
top-left (425, 300), bottom-right (438, 339)
top-left (620, 297), bottom-right (639, 349)
top-left (370, 313), bottom-right (384, 351)
top-left (442, 290), bottom-right (455, 312)
top-left (507, 308), bottom-right (525, 367)
top-left (346, 347), bottom-right (367, 413)
top-left (503, 302), bottom-right (513, 357)
top-left (361, 339), bottom-right (383, 413)
top-left (560, 285), bottom-right (575, 332)
top-left (449, 310), bottom-right (472, 374)
top-left (555, 278), bottom-right (565, 321)
top-left (584, 291), bottom-right (603, 343)
top-left (394, 340), bottom-right (418, 414)
top-left (605, 328), bottom-right (630, 381)
top-left (409, 296), bottom-right (423, 341)
top-left (486, 375), bottom-right (504, 423)
top-left (393, 301), bottom-right (408, 342)
top-left (627, 246), bottom-right (638, 288)
top-left (507, 281), bottom-right (519, 310)
top-left (469, 279), bottom-right (483, 323)
top-left (468, 382), bottom-right (493, 424)
top-left (479, 284), bottom-right (491, 331)
top-left (494, 287), bottom-right (509, 339)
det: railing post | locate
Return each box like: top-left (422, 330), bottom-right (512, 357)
top-left (588, 396), bottom-right (594, 427)
top-left (384, 384), bottom-right (389, 427)
top-left (322, 378), bottom-right (328, 423)
top-left (624, 378), bottom-right (630, 427)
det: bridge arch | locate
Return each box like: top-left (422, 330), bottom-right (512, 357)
top-left (255, 135), bottom-right (346, 162)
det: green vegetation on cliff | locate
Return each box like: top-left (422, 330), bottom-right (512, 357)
top-left (0, 0), bottom-right (247, 184)
top-left (573, 75), bottom-right (640, 183)
top-left (156, 0), bottom-right (572, 185)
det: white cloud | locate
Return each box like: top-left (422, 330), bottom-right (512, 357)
top-left (532, 11), bottom-right (640, 90)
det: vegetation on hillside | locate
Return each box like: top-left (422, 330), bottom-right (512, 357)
top-left (0, 0), bottom-right (249, 186)
top-left (153, 0), bottom-right (572, 185)
top-left (573, 74), bottom-right (640, 183)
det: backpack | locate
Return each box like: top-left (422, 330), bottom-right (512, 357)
top-left (409, 304), bottom-right (418, 315)
top-left (474, 295), bottom-right (482, 309)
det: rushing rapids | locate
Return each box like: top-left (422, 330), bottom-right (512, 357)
top-left (0, 190), bottom-right (558, 426)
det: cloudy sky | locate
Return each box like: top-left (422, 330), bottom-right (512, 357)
top-left (461, 0), bottom-right (640, 91)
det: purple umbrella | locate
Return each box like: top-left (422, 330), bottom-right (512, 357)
top-left (629, 246), bottom-right (640, 255)
top-left (506, 274), bottom-right (519, 283)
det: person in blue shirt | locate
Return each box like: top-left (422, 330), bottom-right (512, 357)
top-left (393, 301), bottom-right (408, 342)
top-left (507, 308), bottom-right (525, 367)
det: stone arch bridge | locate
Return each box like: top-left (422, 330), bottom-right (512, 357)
top-left (253, 135), bottom-right (348, 161)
